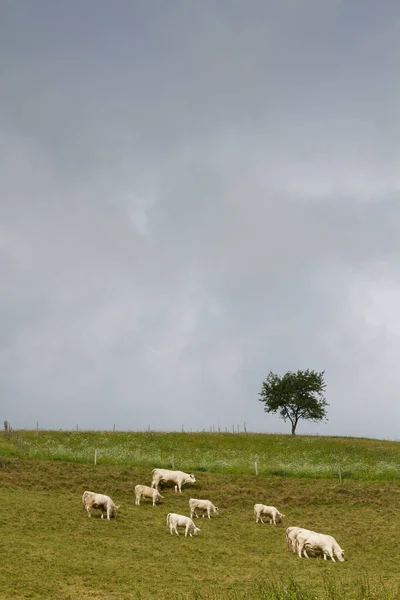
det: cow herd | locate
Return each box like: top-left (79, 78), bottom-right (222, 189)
top-left (82, 467), bottom-right (345, 561)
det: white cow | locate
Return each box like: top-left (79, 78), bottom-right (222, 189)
top-left (296, 530), bottom-right (345, 562)
top-left (135, 484), bottom-right (163, 506)
top-left (254, 504), bottom-right (285, 525)
top-left (189, 498), bottom-right (219, 519)
top-left (167, 513), bottom-right (201, 537)
top-left (151, 468), bottom-right (196, 493)
top-left (286, 527), bottom-right (310, 552)
top-left (82, 491), bottom-right (119, 520)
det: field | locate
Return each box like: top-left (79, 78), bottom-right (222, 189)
top-left (0, 431), bottom-right (399, 599)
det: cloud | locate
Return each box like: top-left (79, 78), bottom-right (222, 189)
top-left (1, 1), bottom-right (400, 438)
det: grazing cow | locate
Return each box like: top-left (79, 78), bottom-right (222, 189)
top-left (296, 530), bottom-right (345, 562)
top-left (82, 491), bottom-right (119, 520)
top-left (166, 513), bottom-right (201, 537)
top-left (254, 504), bottom-right (285, 525)
top-left (135, 484), bottom-right (163, 506)
top-left (151, 469), bottom-right (196, 493)
top-left (189, 498), bottom-right (219, 519)
top-left (286, 527), bottom-right (310, 552)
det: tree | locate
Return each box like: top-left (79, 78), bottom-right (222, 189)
top-left (258, 369), bottom-right (328, 435)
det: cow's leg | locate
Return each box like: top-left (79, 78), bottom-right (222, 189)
top-left (298, 543), bottom-right (307, 558)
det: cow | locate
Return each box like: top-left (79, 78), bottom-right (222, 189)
top-left (254, 504), bottom-right (285, 525)
top-left (296, 530), bottom-right (345, 562)
top-left (189, 498), bottom-right (219, 519)
top-left (82, 491), bottom-right (119, 520)
top-left (151, 468), bottom-right (196, 493)
top-left (286, 526), bottom-right (310, 552)
top-left (135, 484), bottom-right (163, 506)
top-left (166, 513), bottom-right (201, 537)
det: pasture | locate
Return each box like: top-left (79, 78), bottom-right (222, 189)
top-left (0, 431), bottom-right (399, 599)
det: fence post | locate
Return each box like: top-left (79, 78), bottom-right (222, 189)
top-left (113, 423), bottom-right (115, 432)
top-left (255, 461), bottom-right (258, 476)
top-left (94, 450), bottom-right (97, 466)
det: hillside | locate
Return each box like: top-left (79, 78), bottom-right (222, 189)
top-left (0, 431), bottom-right (399, 599)
top-left (6, 429), bottom-right (400, 481)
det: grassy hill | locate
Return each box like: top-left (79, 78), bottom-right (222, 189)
top-left (0, 431), bottom-right (399, 599)
top-left (10, 429), bottom-right (400, 480)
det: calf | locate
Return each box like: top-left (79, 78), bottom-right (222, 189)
top-left (135, 484), bottom-right (163, 506)
top-left (166, 513), bottom-right (201, 537)
top-left (254, 504), bottom-right (285, 525)
top-left (82, 491), bottom-right (119, 520)
top-left (151, 468), bottom-right (196, 493)
top-left (189, 498), bottom-right (219, 519)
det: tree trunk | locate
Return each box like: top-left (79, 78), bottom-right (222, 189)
top-left (291, 422), bottom-right (297, 435)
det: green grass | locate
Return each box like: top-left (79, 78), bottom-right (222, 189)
top-left (1, 431), bottom-right (399, 599)
top-left (12, 430), bottom-right (400, 481)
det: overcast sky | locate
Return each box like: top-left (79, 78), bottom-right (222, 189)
top-left (1, 1), bottom-right (400, 439)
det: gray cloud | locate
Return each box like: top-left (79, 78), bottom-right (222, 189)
top-left (1, 1), bottom-right (400, 438)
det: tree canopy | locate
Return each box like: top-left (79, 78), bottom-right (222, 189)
top-left (258, 369), bottom-right (328, 435)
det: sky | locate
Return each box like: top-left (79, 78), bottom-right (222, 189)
top-left (1, 1), bottom-right (400, 439)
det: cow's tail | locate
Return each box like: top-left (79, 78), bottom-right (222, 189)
top-left (82, 491), bottom-right (89, 509)
top-left (166, 513), bottom-right (171, 525)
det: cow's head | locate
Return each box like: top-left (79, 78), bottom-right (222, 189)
top-left (187, 474), bottom-right (196, 484)
top-left (337, 548), bottom-right (345, 562)
top-left (193, 526), bottom-right (201, 536)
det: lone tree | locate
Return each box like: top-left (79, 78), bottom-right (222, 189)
top-left (259, 369), bottom-right (328, 435)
